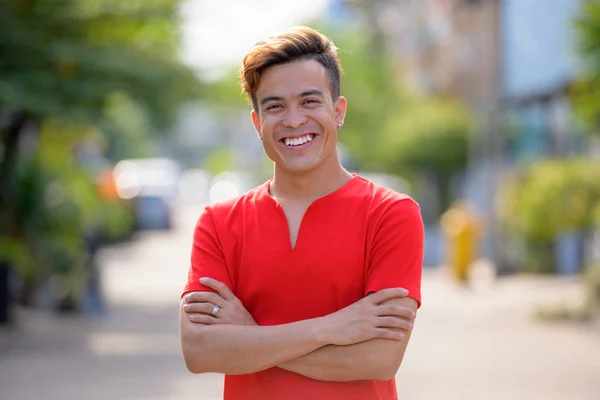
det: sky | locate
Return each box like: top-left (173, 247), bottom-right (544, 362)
top-left (178, 0), bottom-right (330, 79)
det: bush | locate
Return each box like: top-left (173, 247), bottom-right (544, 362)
top-left (499, 158), bottom-right (600, 273)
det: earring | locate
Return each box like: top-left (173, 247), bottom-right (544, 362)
top-left (337, 123), bottom-right (342, 130)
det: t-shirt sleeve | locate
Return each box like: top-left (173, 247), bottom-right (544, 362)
top-left (182, 206), bottom-right (233, 298)
top-left (364, 198), bottom-right (424, 308)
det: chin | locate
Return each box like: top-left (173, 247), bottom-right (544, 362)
top-left (281, 159), bottom-right (322, 173)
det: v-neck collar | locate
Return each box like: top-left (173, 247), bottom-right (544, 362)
top-left (259, 173), bottom-right (360, 207)
top-left (258, 174), bottom-right (361, 251)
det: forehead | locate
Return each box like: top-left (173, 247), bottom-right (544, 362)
top-left (255, 59), bottom-right (331, 99)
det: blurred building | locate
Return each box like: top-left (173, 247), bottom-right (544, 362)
top-left (500, 0), bottom-right (584, 161)
top-left (382, 0), bottom-right (584, 160)
top-left (388, 0), bottom-right (500, 111)
top-left (333, 0), bottom-right (587, 269)
top-left (404, 0), bottom-right (583, 270)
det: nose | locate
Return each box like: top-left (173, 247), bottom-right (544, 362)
top-left (282, 105), bottom-right (308, 129)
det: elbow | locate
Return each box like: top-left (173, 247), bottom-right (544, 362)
top-left (182, 342), bottom-right (206, 374)
top-left (181, 330), bottom-right (212, 374)
top-left (372, 358), bottom-right (403, 381)
top-left (185, 363), bottom-right (208, 375)
top-left (183, 354), bottom-right (206, 374)
top-left (184, 361), bottom-right (203, 374)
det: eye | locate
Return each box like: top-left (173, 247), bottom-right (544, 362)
top-left (265, 104), bottom-right (282, 111)
top-left (302, 99), bottom-right (322, 106)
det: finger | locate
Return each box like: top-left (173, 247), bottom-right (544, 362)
top-left (199, 277), bottom-right (237, 302)
top-left (377, 316), bottom-right (414, 332)
top-left (184, 291), bottom-right (227, 308)
top-left (188, 313), bottom-right (220, 325)
top-left (375, 328), bottom-right (406, 341)
top-left (183, 302), bottom-right (217, 315)
top-left (377, 304), bottom-right (416, 321)
top-left (368, 288), bottom-right (409, 305)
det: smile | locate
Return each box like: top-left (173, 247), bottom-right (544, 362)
top-left (281, 134), bottom-right (316, 147)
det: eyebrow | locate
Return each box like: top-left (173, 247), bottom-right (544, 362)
top-left (259, 90), bottom-right (326, 107)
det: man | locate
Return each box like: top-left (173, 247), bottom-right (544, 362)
top-left (179, 26), bottom-right (424, 400)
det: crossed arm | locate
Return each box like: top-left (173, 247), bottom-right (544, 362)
top-left (180, 279), bottom-right (418, 381)
top-left (277, 296), bottom-right (417, 381)
top-left (181, 199), bottom-right (423, 381)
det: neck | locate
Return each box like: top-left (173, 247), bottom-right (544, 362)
top-left (270, 153), bottom-right (352, 203)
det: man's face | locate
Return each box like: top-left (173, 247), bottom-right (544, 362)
top-left (251, 59), bottom-right (346, 173)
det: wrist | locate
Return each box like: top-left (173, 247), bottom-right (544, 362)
top-left (310, 316), bottom-right (334, 346)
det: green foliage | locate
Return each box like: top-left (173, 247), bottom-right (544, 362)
top-left (333, 29), bottom-right (471, 211)
top-left (500, 159), bottom-right (600, 242)
top-left (0, 0), bottom-right (202, 131)
top-left (204, 70), bottom-right (249, 111)
top-left (99, 199), bottom-right (134, 239)
top-left (574, 1), bottom-right (600, 78)
top-left (572, 0), bottom-right (600, 136)
top-left (379, 99), bottom-right (471, 177)
top-left (499, 158), bottom-right (600, 272)
top-left (594, 202), bottom-right (600, 227)
top-left (0, 0), bottom-right (192, 308)
top-left (204, 147), bottom-right (234, 176)
top-left (0, 122), bottom-right (133, 284)
top-left (334, 30), bottom-right (405, 170)
top-left (0, 156), bottom-right (84, 281)
top-left (101, 92), bottom-right (154, 160)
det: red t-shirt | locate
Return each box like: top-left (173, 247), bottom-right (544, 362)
top-left (183, 174), bottom-right (424, 400)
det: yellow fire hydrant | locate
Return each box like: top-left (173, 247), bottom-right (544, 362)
top-left (440, 202), bottom-right (480, 283)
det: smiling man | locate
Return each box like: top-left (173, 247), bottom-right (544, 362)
top-left (179, 27), bottom-right (424, 400)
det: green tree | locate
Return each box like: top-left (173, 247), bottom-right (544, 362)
top-left (378, 98), bottom-right (471, 212)
top-left (498, 159), bottom-right (600, 273)
top-left (333, 29), bottom-right (406, 171)
top-left (572, 0), bottom-right (600, 136)
top-left (0, 0), bottom-right (202, 192)
top-left (0, 0), bottom-right (203, 323)
top-left (204, 147), bottom-right (234, 176)
top-left (324, 23), bottom-right (472, 214)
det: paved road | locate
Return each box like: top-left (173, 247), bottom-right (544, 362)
top-left (1, 204), bottom-right (599, 400)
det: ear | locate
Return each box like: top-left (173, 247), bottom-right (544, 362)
top-left (334, 96), bottom-right (347, 127)
top-left (251, 110), bottom-right (262, 140)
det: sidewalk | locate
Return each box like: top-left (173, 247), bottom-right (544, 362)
top-left (399, 265), bottom-right (600, 400)
top-left (1, 263), bottom-right (599, 400)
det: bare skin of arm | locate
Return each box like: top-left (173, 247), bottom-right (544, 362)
top-left (180, 305), bottom-right (329, 375)
top-left (182, 278), bottom-right (416, 379)
top-left (278, 297), bottom-right (418, 381)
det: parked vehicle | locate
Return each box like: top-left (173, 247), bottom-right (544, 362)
top-left (208, 171), bottom-right (259, 204)
top-left (113, 158), bottom-right (180, 230)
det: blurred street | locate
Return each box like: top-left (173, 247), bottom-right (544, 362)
top-left (2, 1), bottom-right (600, 399)
top-left (1, 203), bottom-right (599, 400)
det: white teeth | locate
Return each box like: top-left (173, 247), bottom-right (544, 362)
top-left (284, 134), bottom-right (313, 146)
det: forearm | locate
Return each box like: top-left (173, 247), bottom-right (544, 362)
top-left (279, 338), bottom-right (400, 382)
top-left (181, 316), bottom-right (328, 375)
top-left (280, 295), bottom-right (419, 382)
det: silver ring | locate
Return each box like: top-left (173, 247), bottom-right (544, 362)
top-left (211, 305), bottom-right (220, 317)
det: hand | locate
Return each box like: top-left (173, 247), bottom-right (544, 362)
top-left (317, 288), bottom-right (416, 346)
top-left (183, 277), bottom-right (257, 326)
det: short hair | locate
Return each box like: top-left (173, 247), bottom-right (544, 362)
top-left (240, 26), bottom-right (342, 113)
